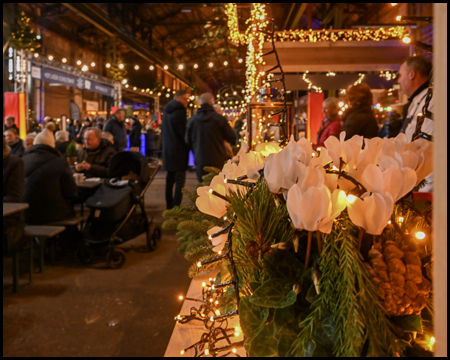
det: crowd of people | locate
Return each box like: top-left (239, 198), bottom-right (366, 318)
top-left (3, 55), bottom-right (433, 253)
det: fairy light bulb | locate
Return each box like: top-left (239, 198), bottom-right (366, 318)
top-left (202, 282), bottom-right (206, 287)
top-left (210, 316), bottom-right (214, 322)
top-left (197, 261), bottom-right (202, 268)
top-left (178, 64), bottom-right (184, 70)
top-left (215, 310), bottom-right (221, 316)
top-left (106, 63), bottom-right (111, 68)
top-left (232, 349), bottom-right (237, 354)
top-left (34, 53), bottom-right (39, 58)
top-left (398, 216), bottom-right (404, 223)
top-left (119, 63), bottom-right (124, 69)
top-left (415, 231), bottom-right (426, 240)
top-left (149, 65), bottom-right (154, 70)
top-left (180, 350), bottom-right (185, 355)
top-left (209, 189), bottom-right (213, 194)
top-left (396, 15), bottom-right (402, 21)
top-left (193, 64), bottom-right (198, 69)
top-left (238, 58), bottom-right (243, 63)
top-left (204, 349), bottom-right (209, 356)
top-left (134, 65), bottom-right (139, 70)
top-left (223, 61), bottom-right (228, 66)
top-left (178, 295), bottom-right (183, 300)
top-left (48, 55), bottom-right (54, 61)
top-left (209, 62), bottom-right (214, 68)
top-left (164, 65), bottom-right (168, 70)
top-left (346, 195), bottom-right (357, 204)
top-left (402, 36), bottom-right (411, 44)
top-left (91, 62), bottom-right (96, 67)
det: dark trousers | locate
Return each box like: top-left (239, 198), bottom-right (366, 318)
top-left (165, 171), bottom-right (186, 209)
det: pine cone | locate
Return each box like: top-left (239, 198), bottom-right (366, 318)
top-left (364, 242), bottom-right (431, 316)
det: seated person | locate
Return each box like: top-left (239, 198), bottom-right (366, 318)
top-left (55, 130), bottom-right (71, 157)
top-left (4, 128), bottom-right (25, 158)
top-left (24, 133), bottom-right (36, 152)
top-left (101, 131), bottom-right (114, 145)
top-left (22, 129), bottom-right (77, 225)
top-left (3, 135), bottom-right (25, 252)
top-left (75, 127), bottom-right (116, 178)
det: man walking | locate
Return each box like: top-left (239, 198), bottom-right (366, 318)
top-left (185, 93), bottom-right (236, 182)
top-left (103, 109), bottom-right (127, 152)
top-left (162, 90), bottom-right (190, 209)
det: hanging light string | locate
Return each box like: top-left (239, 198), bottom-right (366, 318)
top-left (270, 26), bottom-right (410, 43)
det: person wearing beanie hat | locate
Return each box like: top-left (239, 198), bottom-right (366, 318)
top-left (23, 130), bottom-right (77, 224)
top-left (33, 128), bottom-right (56, 148)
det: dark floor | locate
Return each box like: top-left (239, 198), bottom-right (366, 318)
top-left (3, 170), bottom-right (198, 357)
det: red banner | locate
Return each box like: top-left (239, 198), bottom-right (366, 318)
top-left (4, 92), bottom-right (26, 139)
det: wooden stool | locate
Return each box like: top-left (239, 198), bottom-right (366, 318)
top-left (24, 226), bottom-right (65, 274)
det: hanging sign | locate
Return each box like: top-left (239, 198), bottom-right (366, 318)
top-left (31, 65), bottom-right (115, 97)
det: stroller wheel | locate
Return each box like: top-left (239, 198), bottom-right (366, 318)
top-left (106, 249), bottom-right (126, 269)
top-left (147, 224), bottom-right (162, 251)
top-left (75, 245), bottom-right (94, 265)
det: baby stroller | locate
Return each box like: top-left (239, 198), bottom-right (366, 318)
top-left (75, 151), bottom-right (161, 268)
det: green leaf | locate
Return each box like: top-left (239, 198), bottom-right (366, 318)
top-left (247, 321), bottom-right (279, 357)
top-left (219, 287), bottom-right (236, 314)
top-left (263, 250), bottom-right (303, 284)
top-left (274, 306), bottom-right (300, 357)
top-left (219, 260), bottom-right (232, 283)
top-left (391, 315), bottom-right (423, 334)
top-left (250, 279), bottom-right (297, 308)
top-left (239, 297), bottom-right (269, 340)
top-left (306, 284), bottom-right (318, 304)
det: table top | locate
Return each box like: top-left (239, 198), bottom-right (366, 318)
top-left (76, 179), bottom-right (103, 189)
top-left (3, 203), bottom-right (29, 217)
top-left (164, 270), bottom-right (245, 357)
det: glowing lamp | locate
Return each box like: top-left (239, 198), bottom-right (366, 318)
top-left (415, 231), bottom-right (426, 240)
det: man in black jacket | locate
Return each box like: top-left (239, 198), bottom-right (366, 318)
top-left (4, 128), bottom-right (25, 158)
top-left (103, 109), bottom-right (127, 152)
top-left (185, 93), bottom-right (236, 182)
top-left (129, 116), bottom-right (143, 152)
top-left (75, 127), bottom-right (116, 178)
top-left (162, 90), bottom-right (190, 209)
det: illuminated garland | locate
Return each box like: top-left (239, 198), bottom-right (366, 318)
top-left (225, 3), bottom-right (246, 45)
top-left (270, 26), bottom-right (410, 43)
top-left (302, 71), bottom-right (323, 93)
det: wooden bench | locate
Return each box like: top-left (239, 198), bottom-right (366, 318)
top-left (24, 225), bottom-right (66, 274)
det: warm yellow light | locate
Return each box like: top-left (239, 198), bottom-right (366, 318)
top-left (134, 65), bottom-right (139, 70)
top-left (125, 84), bottom-right (129, 88)
top-left (218, 251), bottom-right (222, 255)
top-left (178, 64), bottom-right (184, 70)
top-left (391, 3), bottom-right (398, 6)
top-left (210, 316), bottom-right (214, 322)
top-left (91, 62), bottom-right (96, 67)
top-left (205, 349), bottom-right (210, 356)
top-left (197, 261), bottom-right (202, 268)
top-left (48, 55), bottom-right (54, 61)
top-left (193, 64), bottom-right (198, 69)
top-left (215, 300), bottom-right (219, 305)
top-left (402, 36), bottom-right (411, 44)
top-left (398, 216), bottom-right (404, 223)
top-left (388, 220), bottom-right (392, 224)
top-left (235, 332), bottom-right (239, 337)
top-left (179, 295), bottom-right (183, 300)
top-left (180, 350), bottom-right (185, 355)
top-left (339, 111), bottom-right (343, 115)
top-left (209, 62), bottom-right (214, 68)
top-left (387, 107), bottom-right (392, 111)
top-left (339, 102), bottom-right (344, 107)
top-left (209, 189), bottom-right (213, 194)
top-left (202, 282), bottom-right (206, 287)
top-left (164, 65), bottom-right (168, 70)
top-left (133, 87), bottom-right (137, 91)
top-left (238, 58), bottom-right (243, 63)
top-left (396, 16), bottom-right (402, 21)
top-left (122, 79), bottom-right (127, 84)
top-left (34, 53), bottom-right (39, 58)
top-left (76, 60), bottom-right (81, 65)
top-left (215, 310), bottom-right (221, 316)
top-left (223, 61), bottom-right (228, 66)
top-left (119, 63), bottom-right (124, 69)
top-left (149, 65), bottom-right (154, 70)
top-left (61, 58), bottom-right (67, 63)
top-left (232, 349), bottom-right (237, 354)
top-left (209, 298), bottom-right (213, 303)
top-left (106, 63), bottom-right (111, 68)
top-left (346, 195), bottom-right (357, 204)
top-left (82, 65), bottom-right (89, 72)
top-left (415, 231), bottom-right (426, 240)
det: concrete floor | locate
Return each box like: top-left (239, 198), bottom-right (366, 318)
top-left (3, 170), bottom-right (198, 357)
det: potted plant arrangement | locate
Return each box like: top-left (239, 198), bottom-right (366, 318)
top-left (66, 139), bottom-right (77, 166)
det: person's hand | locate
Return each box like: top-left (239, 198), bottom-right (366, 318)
top-left (75, 163), bottom-right (84, 172)
top-left (81, 161), bottom-right (91, 170)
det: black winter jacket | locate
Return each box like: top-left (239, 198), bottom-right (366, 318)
top-left (22, 145), bottom-right (77, 224)
top-left (341, 104), bottom-right (379, 140)
top-left (162, 99), bottom-right (189, 172)
top-left (185, 103), bottom-right (236, 170)
top-left (3, 150), bottom-right (24, 203)
top-left (75, 139), bottom-right (116, 178)
top-left (8, 139), bottom-right (25, 158)
top-left (129, 121), bottom-right (143, 148)
top-left (103, 116), bottom-right (127, 152)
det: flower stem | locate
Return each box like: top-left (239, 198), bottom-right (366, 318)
top-left (304, 231), bottom-right (313, 272)
top-left (316, 230), bottom-right (322, 254)
top-left (357, 228), bottom-right (365, 252)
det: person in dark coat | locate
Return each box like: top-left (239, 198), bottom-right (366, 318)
top-left (95, 117), bottom-right (105, 131)
top-left (3, 135), bottom-right (26, 253)
top-left (75, 127), bottom-right (116, 178)
top-left (66, 119), bottom-right (75, 139)
top-left (129, 116), bottom-right (143, 151)
top-left (71, 119), bottom-right (82, 142)
top-left (316, 97), bottom-right (342, 148)
top-left (341, 83), bottom-right (379, 140)
top-left (185, 92), bottom-right (236, 182)
top-left (4, 116), bottom-right (19, 133)
top-left (4, 128), bottom-right (25, 158)
top-left (55, 130), bottom-right (71, 158)
top-left (22, 129), bottom-right (77, 225)
top-left (103, 109), bottom-right (127, 152)
top-left (162, 90), bottom-right (190, 209)
top-left (77, 117), bottom-right (92, 145)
